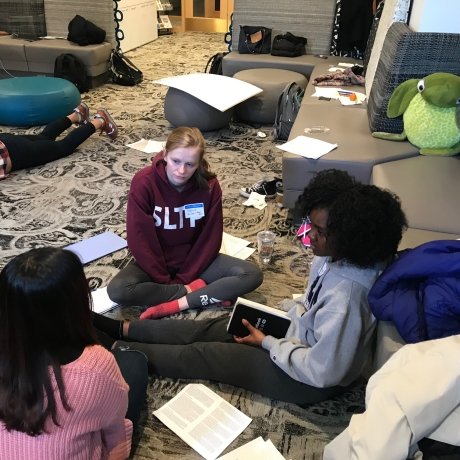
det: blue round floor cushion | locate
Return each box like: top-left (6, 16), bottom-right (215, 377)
top-left (0, 76), bottom-right (81, 127)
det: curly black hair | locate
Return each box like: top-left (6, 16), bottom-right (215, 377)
top-left (327, 184), bottom-right (407, 266)
top-left (294, 169), bottom-right (357, 218)
top-left (295, 169), bottom-right (407, 267)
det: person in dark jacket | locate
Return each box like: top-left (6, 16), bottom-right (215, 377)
top-left (107, 126), bottom-right (263, 318)
top-left (368, 239), bottom-right (460, 343)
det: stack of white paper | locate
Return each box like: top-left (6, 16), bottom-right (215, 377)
top-left (153, 383), bottom-right (252, 460)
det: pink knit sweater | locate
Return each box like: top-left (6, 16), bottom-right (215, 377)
top-left (0, 345), bottom-right (132, 460)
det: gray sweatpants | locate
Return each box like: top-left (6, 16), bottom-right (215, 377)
top-left (108, 254), bottom-right (263, 308)
top-left (116, 316), bottom-right (348, 405)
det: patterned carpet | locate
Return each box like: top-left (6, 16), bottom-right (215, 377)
top-left (0, 32), bottom-right (364, 459)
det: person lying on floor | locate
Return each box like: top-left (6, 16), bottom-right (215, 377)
top-left (0, 247), bottom-right (148, 460)
top-left (94, 169), bottom-right (408, 406)
top-left (0, 102), bottom-right (117, 180)
top-left (107, 126), bottom-right (263, 319)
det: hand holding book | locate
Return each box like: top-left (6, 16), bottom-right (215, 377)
top-left (227, 297), bottom-right (291, 339)
top-left (233, 318), bottom-right (266, 347)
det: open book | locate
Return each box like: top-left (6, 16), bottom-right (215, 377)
top-left (153, 383), bottom-right (251, 460)
top-left (227, 297), bottom-right (291, 339)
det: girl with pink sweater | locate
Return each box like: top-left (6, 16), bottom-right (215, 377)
top-left (0, 248), bottom-right (132, 460)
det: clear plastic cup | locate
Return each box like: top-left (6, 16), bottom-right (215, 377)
top-left (257, 230), bottom-right (276, 264)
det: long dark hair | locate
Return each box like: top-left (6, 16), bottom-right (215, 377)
top-left (164, 126), bottom-right (216, 189)
top-left (0, 248), bottom-right (98, 435)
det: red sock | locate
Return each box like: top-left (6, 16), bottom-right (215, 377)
top-left (185, 278), bottom-right (207, 293)
top-left (140, 299), bottom-right (181, 320)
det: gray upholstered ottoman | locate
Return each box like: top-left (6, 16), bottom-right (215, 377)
top-left (233, 68), bottom-right (308, 125)
top-left (371, 155), bottom-right (460, 249)
top-left (164, 87), bottom-right (233, 132)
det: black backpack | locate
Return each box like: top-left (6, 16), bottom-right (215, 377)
top-left (204, 52), bottom-right (228, 75)
top-left (54, 53), bottom-right (89, 93)
top-left (67, 14), bottom-right (106, 46)
top-left (109, 49), bottom-right (143, 86)
top-left (273, 82), bottom-right (304, 141)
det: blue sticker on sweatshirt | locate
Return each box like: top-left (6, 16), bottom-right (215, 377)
top-left (184, 203), bottom-right (204, 219)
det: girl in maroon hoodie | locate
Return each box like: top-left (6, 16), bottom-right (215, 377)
top-left (108, 127), bottom-right (263, 318)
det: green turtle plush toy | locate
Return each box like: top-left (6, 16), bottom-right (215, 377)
top-left (372, 72), bottom-right (460, 156)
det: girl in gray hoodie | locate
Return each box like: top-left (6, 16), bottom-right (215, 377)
top-left (94, 169), bottom-right (407, 406)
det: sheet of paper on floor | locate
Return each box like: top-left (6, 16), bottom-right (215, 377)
top-left (91, 286), bottom-right (118, 314)
top-left (217, 436), bottom-right (285, 460)
top-left (153, 73), bottom-right (263, 112)
top-left (153, 383), bottom-right (252, 460)
top-left (220, 232), bottom-right (255, 260)
top-left (277, 136), bottom-right (338, 159)
top-left (65, 232), bottom-right (127, 265)
top-left (127, 138), bottom-right (165, 154)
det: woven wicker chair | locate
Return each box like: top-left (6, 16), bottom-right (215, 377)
top-left (367, 22), bottom-right (460, 134)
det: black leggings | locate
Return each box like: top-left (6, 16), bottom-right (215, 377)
top-left (107, 254), bottom-right (263, 308)
top-left (111, 346), bottom-right (148, 430)
top-left (115, 316), bottom-right (347, 406)
top-left (94, 326), bottom-right (148, 430)
top-left (0, 117), bottom-right (96, 171)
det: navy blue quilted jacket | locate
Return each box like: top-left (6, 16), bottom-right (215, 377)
top-left (368, 240), bottom-right (460, 343)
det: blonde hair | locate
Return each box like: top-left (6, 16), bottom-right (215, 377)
top-left (164, 127), bottom-right (216, 189)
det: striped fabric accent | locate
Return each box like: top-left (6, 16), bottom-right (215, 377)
top-left (44, 0), bottom-right (116, 46)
